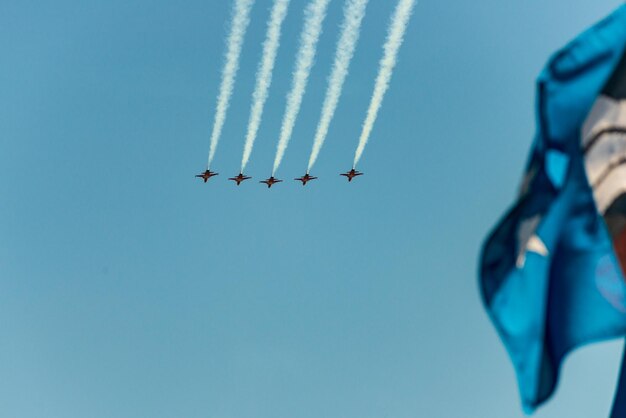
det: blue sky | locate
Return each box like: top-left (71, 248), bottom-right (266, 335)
top-left (1, 1), bottom-right (625, 417)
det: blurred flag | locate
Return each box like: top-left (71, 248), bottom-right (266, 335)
top-left (480, 5), bottom-right (626, 415)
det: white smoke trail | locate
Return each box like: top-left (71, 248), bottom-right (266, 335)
top-left (353, 0), bottom-right (416, 167)
top-left (241, 0), bottom-right (290, 172)
top-left (306, 0), bottom-right (368, 174)
top-left (207, 0), bottom-right (255, 168)
top-left (272, 0), bottom-right (331, 175)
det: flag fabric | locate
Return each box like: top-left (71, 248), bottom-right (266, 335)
top-left (480, 5), bottom-right (626, 414)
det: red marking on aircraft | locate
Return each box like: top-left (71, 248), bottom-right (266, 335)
top-left (228, 173), bottom-right (252, 186)
top-left (195, 170), bottom-right (219, 183)
top-left (340, 169), bottom-right (363, 182)
top-left (294, 173), bottom-right (317, 186)
top-left (260, 176), bottom-right (283, 188)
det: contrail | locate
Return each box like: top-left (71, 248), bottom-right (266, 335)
top-left (207, 0), bottom-right (255, 168)
top-left (306, 0), bottom-right (368, 174)
top-left (272, 0), bottom-right (332, 176)
top-left (353, 0), bottom-right (415, 168)
top-left (241, 0), bottom-right (290, 172)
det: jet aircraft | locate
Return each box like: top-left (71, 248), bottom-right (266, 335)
top-left (195, 170), bottom-right (219, 183)
top-left (294, 173), bottom-right (317, 186)
top-left (340, 169), bottom-right (363, 182)
top-left (229, 173), bottom-right (252, 186)
top-left (260, 176), bottom-right (283, 188)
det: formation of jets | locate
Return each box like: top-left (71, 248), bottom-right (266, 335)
top-left (196, 169), bottom-right (362, 187)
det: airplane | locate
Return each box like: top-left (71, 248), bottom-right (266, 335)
top-left (228, 173), bottom-right (252, 186)
top-left (195, 169), bottom-right (219, 183)
top-left (294, 173), bottom-right (317, 186)
top-left (340, 169), bottom-right (363, 182)
top-left (260, 176), bottom-right (283, 188)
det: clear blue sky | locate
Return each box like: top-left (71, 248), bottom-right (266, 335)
top-left (1, 1), bottom-right (624, 417)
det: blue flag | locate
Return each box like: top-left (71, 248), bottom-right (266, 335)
top-left (480, 5), bottom-right (626, 414)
